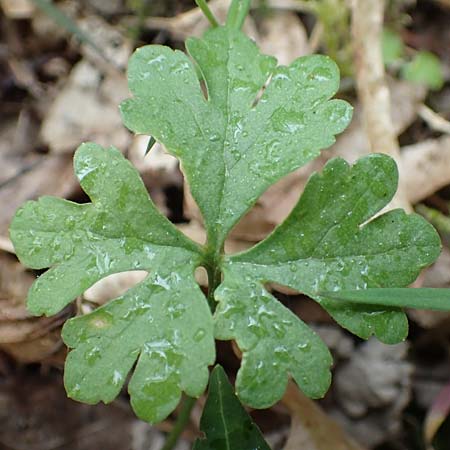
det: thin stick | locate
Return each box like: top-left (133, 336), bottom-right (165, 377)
top-left (418, 104), bottom-right (450, 135)
top-left (161, 396), bottom-right (197, 450)
top-left (351, 0), bottom-right (411, 212)
top-left (194, 0), bottom-right (219, 28)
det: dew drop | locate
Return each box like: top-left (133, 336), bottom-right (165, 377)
top-left (85, 346), bottom-right (101, 365)
top-left (193, 328), bottom-right (206, 342)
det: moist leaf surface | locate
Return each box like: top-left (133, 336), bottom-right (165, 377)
top-left (10, 143), bottom-right (215, 423)
top-left (214, 154), bottom-right (440, 407)
top-left (120, 25), bottom-right (353, 247)
top-left (9, 16), bottom-right (444, 426)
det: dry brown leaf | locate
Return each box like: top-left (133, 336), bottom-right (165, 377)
top-left (0, 253), bottom-right (34, 321)
top-left (258, 10), bottom-right (310, 65)
top-left (78, 15), bottom-right (132, 72)
top-left (424, 382), bottom-right (450, 449)
top-left (41, 60), bottom-right (130, 154)
top-left (0, 0), bottom-right (34, 19)
top-left (0, 153), bottom-right (76, 237)
top-left (0, 237), bottom-right (14, 254)
top-left (402, 136), bottom-right (450, 204)
top-left (83, 271), bottom-right (148, 306)
top-left (0, 371), bottom-right (139, 450)
top-left (31, 1), bottom-right (78, 44)
top-left (129, 137), bottom-right (181, 186)
top-left (1, 329), bottom-right (64, 364)
top-left (0, 251), bottom-right (66, 363)
top-left (282, 381), bottom-right (366, 450)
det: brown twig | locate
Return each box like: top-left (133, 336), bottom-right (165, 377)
top-left (351, 0), bottom-right (411, 212)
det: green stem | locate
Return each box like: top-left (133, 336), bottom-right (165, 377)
top-left (161, 396), bottom-right (197, 450)
top-left (206, 262), bottom-right (222, 312)
top-left (195, 0), bottom-right (219, 27)
top-left (226, 0), bottom-right (251, 30)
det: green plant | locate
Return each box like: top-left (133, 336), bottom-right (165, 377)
top-left (193, 365), bottom-right (270, 450)
top-left (9, 1), bottom-right (450, 448)
top-left (382, 27), bottom-right (444, 90)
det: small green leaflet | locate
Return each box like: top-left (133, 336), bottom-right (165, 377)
top-left (193, 366), bottom-right (270, 450)
top-left (10, 143), bottom-right (215, 424)
top-left (120, 25), bottom-right (352, 249)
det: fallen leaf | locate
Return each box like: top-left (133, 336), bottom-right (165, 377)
top-left (41, 60), bottom-right (130, 153)
top-left (0, 0), bottom-right (34, 19)
top-left (0, 153), bottom-right (76, 237)
top-left (282, 381), bottom-right (366, 450)
top-left (258, 10), bottom-right (310, 65)
top-left (0, 252), bottom-right (68, 362)
top-left (424, 381), bottom-right (450, 448)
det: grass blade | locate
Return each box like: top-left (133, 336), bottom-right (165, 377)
top-left (319, 288), bottom-right (450, 311)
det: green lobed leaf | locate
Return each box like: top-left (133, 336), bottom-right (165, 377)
top-left (10, 143), bottom-right (214, 423)
top-left (120, 25), bottom-right (352, 248)
top-left (193, 366), bottom-right (270, 450)
top-left (215, 154), bottom-right (440, 408)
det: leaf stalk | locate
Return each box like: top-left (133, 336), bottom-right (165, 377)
top-left (161, 395), bottom-right (197, 450)
top-left (206, 262), bottom-right (222, 312)
top-left (195, 0), bottom-right (220, 28)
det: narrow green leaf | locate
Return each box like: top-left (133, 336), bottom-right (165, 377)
top-left (193, 366), bottom-right (270, 450)
top-left (319, 288), bottom-right (450, 311)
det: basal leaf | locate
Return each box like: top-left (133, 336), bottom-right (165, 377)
top-left (193, 366), bottom-right (270, 450)
top-left (215, 154), bottom-right (440, 407)
top-left (120, 25), bottom-right (352, 248)
top-left (10, 143), bottom-right (214, 422)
